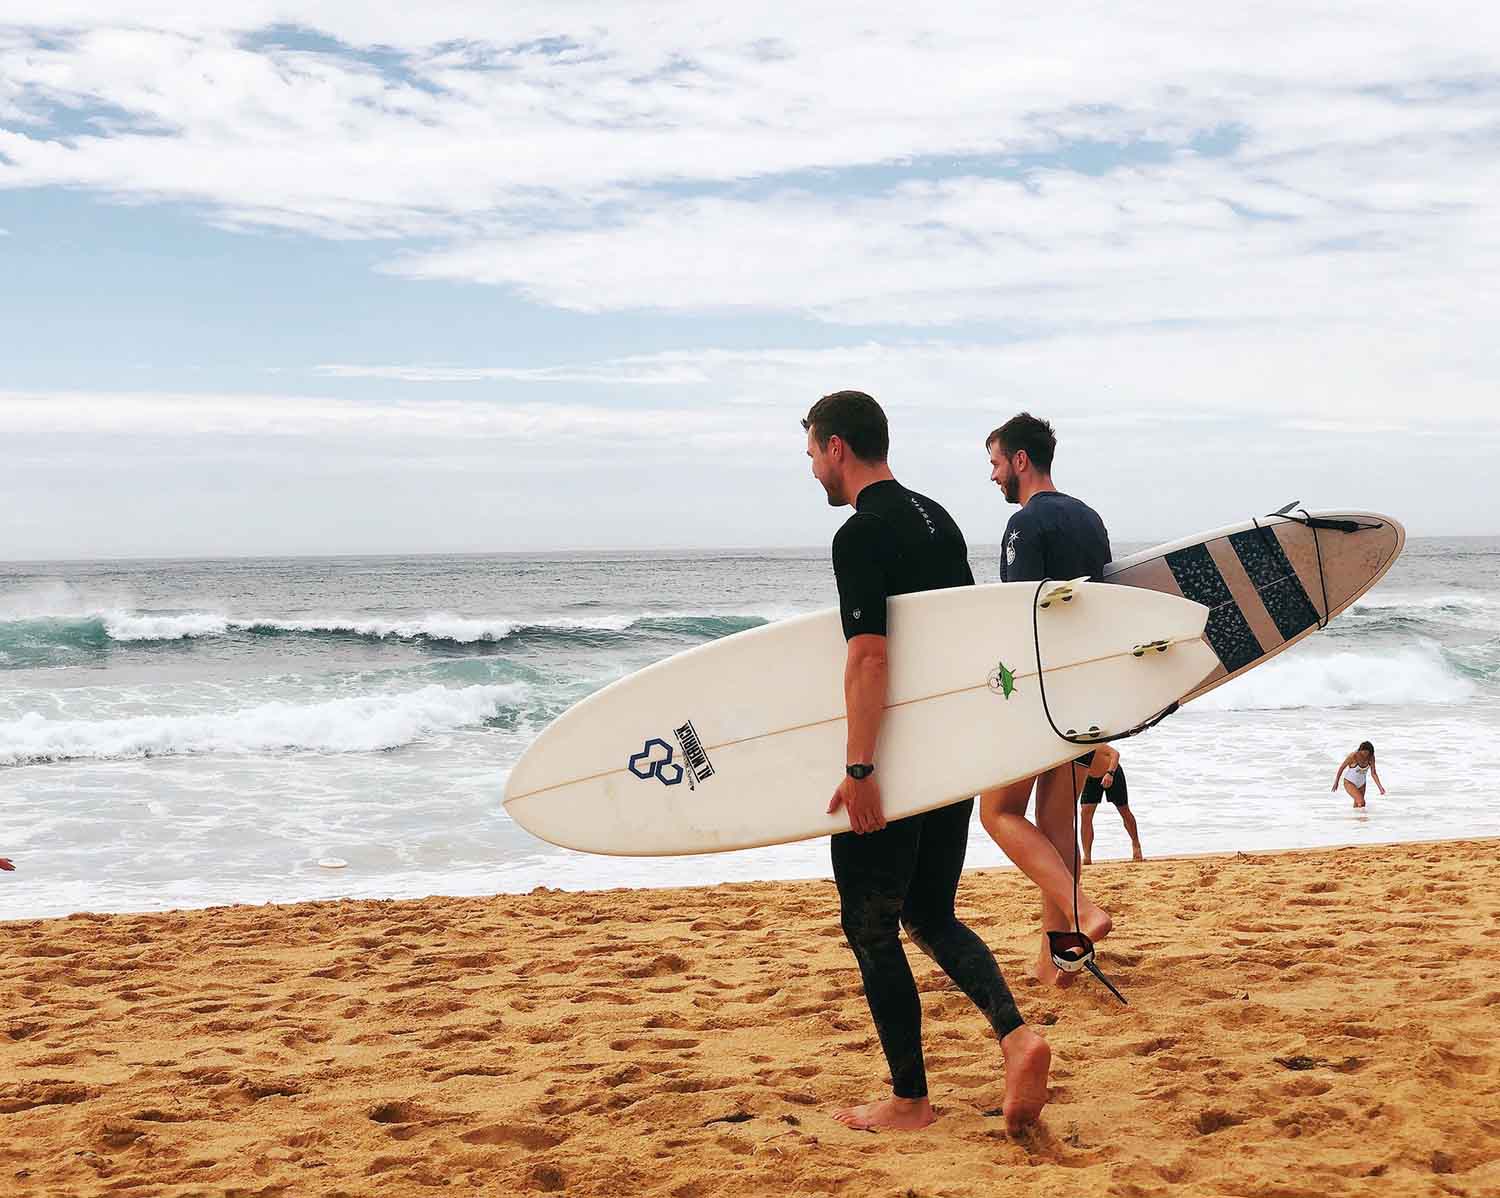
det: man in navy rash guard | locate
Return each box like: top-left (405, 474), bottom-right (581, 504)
top-left (977, 412), bottom-right (1117, 988)
top-left (802, 389), bottom-right (1051, 1135)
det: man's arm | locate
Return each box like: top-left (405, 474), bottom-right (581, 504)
top-left (828, 634), bottom-right (888, 834)
top-left (1089, 745), bottom-right (1120, 779)
top-left (828, 517), bottom-right (890, 834)
top-left (1004, 513), bottom-right (1047, 583)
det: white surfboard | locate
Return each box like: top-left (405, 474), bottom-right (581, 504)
top-left (503, 582), bottom-right (1216, 856)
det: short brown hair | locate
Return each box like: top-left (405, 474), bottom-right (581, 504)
top-left (986, 412), bottom-right (1056, 472)
top-left (802, 390), bottom-right (889, 462)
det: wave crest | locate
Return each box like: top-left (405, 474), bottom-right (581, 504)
top-left (0, 609), bottom-right (769, 651)
top-left (0, 683), bottom-right (526, 766)
top-left (1198, 645), bottom-right (1478, 712)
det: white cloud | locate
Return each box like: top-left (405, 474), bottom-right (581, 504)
top-left (0, 389), bottom-right (781, 448)
top-left (314, 362), bottom-right (705, 385)
top-left (311, 324), bottom-right (1499, 426)
top-left (1, 6), bottom-right (1496, 240)
top-left (3, 381), bottom-right (1493, 562)
top-left (2, 6), bottom-right (1497, 553)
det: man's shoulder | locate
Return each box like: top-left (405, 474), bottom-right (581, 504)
top-left (835, 509), bottom-right (883, 538)
top-left (1004, 503), bottom-right (1042, 535)
top-left (1045, 491), bottom-right (1105, 521)
top-left (833, 511), bottom-right (884, 557)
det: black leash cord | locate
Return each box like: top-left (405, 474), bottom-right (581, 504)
top-left (1029, 578), bottom-right (1180, 750)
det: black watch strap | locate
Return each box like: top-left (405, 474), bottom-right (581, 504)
top-left (845, 763), bottom-right (875, 780)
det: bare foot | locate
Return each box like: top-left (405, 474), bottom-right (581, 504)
top-left (1080, 900), bottom-right (1112, 944)
top-left (1033, 937), bottom-right (1076, 989)
top-left (832, 1095), bottom-right (935, 1131)
top-left (1131, 845), bottom-right (1143, 862)
top-left (1001, 1026), bottom-right (1051, 1134)
top-left (1082, 854), bottom-right (1092, 866)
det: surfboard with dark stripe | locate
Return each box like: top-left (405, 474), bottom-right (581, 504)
top-left (1104, 511), bottom-right (1405, 702)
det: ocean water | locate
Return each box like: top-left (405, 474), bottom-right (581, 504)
top-left (2, 539), bottom-right (1497, 921)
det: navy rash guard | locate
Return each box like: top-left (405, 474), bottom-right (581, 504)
top-left (999, 490), bottom-right (1112, 584)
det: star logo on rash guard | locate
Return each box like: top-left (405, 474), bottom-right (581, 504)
top-left (1006, 531), bottom-right (1020, 568)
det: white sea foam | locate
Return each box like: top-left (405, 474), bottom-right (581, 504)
top-left (252, 614), bottom-right (522, 642)
top-left (102, 610), bottom-right (231, 640)
top-left (1197, 644), bottom-right (1476, 712)
top-left (0, 607), bottom-right (773, 645)
top-left (0, 683), bottom-right (525, 766)
top-left (1348, 591), bottom-right (1493, 614)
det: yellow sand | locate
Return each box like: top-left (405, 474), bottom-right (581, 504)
top-left (3, 838), bottom-right (1497, 1196)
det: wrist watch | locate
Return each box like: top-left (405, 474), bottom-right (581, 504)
top-left (845, 763), bottom-right (875, 780)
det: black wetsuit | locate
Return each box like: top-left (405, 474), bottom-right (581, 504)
top-left (830, 478), bottom-right (1024, 1100)
top-left (999, 490), bottom-right (1111, 584)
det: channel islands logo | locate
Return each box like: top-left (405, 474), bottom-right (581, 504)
top-left (628, 738), bottom-right (683, 786)
top-left (987, 660), bottom-right (1018, 700)
top-left (628, 721), bottom-right (715, 788)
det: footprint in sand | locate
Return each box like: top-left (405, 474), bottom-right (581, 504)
top-left (460, 1123), bottom-right (568, 1150)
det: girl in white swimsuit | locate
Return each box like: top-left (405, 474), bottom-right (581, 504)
top-left (1333, 741), bottom-right (1385, 808)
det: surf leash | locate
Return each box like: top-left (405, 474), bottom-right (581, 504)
top-left (1030, 579), bottom-right (1138, 1005)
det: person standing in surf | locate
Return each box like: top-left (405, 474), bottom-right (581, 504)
top-left (1077, 746), bottom-right (1143, 864)
top-left (1333, 740), bottom-right (1385, 808)
top-left (977, 412), bottom-right (1116, 987)
top-left (804, 390), bottom-right (1051, 1135)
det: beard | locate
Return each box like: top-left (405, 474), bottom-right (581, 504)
top-left (1001, 473), bottom-right (1020, 503)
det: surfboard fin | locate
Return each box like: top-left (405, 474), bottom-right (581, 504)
top-left (1038, 577), bottom-right (1089, 609)
top-left (1131, 638), bottom-right (1174, 657)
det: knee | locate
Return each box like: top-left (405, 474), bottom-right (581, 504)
top-left (840, 897), bottom-right (901, 957)
top-left (900, 906), bottom-right (957, 958)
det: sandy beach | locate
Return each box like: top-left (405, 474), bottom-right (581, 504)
top-left (3, 838), bottom-right (1497, 1197)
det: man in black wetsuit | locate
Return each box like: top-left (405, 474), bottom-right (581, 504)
top-left (977, 412), bottom-right (1116, 987)
top-left (803, 390), bottom-right (1051, 1134)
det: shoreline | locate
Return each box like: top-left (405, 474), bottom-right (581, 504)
top-left (4, 837), bottom-right (1497, 1196)
top-left (3, 833), bottom-right (1495, 928)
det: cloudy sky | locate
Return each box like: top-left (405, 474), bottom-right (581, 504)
top-left (2, 3), bottom-right (1496, 559)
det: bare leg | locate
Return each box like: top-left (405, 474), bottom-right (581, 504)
top-left (1034, 764), bottom-right (1098, 985)
top-left (1343, 780), bottom-right (1366, 808)
top-left (979, 773), bottom-right (1110, 987)
top-left (1080, 803), bottom-right (1097, 865)
top-left (1117, 804), bottom-right (1143, 860)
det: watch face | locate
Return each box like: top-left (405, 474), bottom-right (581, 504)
top-left (846, 763), bottom-right (874, 780)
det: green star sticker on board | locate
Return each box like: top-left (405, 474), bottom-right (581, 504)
top-left (988, 660), bottom-right (1017, 699)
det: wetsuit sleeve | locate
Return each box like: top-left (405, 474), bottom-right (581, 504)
top-left (1002, 511), bottom-right (1047, 583)
top-left (831, 515), bottom-right (889, 640)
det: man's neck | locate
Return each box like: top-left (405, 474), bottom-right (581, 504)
top-left (1017, 474), bottom-right (1057, 507)
top-left (848, 464), bottom-right (897, 507)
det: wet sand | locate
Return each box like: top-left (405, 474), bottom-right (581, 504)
top-left (3, 838), bottom-right (1497, 1196)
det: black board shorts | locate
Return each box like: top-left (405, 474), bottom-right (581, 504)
top-left (1080, 764), bottom-right (1128, 807)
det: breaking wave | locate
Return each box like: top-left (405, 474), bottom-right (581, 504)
top-left (0, 683), bottom-right (527, 766)
top-left (1197, 644), bottom-right (1482, 712)
top-left (0, 610), bottom-right (770, 654)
